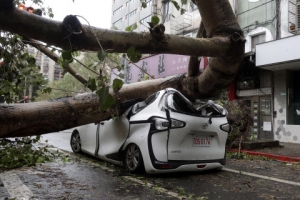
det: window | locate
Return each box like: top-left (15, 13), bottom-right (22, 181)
top-left (126, 9), bottom-right (137, 19)
top-left (54, 66), bottom-right (62, 80)
top-left (113, 6), bottom-right (123, 15)
top-left (140, 15), bottom-right (152, 24)
top-left (113, 18), bottom-right (122, 27)
top-left (127, 0), bottom-right (136, 7)
top-left (251, 33), bottom-right (265, 52)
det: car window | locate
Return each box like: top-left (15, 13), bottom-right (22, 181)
top-left (144, 91), bottom-right (159, 105)
top-left (196, 101), bottom-right (226, 117)
top-left (201, 106), bottom-right (222, 116)
top-left (129, 92), bottom-right (159, 117)
top-left (166, 93), bottom-right (195, 114)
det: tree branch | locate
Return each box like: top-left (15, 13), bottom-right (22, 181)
top-left (25, 39), bottom-right (88, 84)
top-left (0, 6), bottom-right (233, 57)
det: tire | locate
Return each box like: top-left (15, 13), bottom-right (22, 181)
top-left (70, 130), bottom-right (82, 153)
top-left (124, 143), bottom-right (144, 173)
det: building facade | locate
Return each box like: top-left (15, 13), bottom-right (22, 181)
top-left (111, 0), bottom-right (202, 36)
top-left (234, 0), bottom-right (300, 143)
top-left (27, 46), bottom-right (62, 82)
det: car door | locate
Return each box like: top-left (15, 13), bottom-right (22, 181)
top-left (97, 114), bottom-right (129, 161)
top-left (166, 92), bottom-right (228, 161)
top-left (79, 123), bottom-right (98, 154)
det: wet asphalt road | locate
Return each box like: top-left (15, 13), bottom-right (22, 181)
top-left (1, 132), bottom-right (300, 199)
top-left (1, 152), bottom-right (300, 199)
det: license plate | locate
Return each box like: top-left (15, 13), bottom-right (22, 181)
top-left (192, 137), bottom-right (211, 147)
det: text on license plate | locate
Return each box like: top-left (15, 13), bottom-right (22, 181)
top-left (192, 137), bottom-right (211, 147)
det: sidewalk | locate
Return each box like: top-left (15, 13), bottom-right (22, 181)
top-left (228, 142), bottom-right (300, 162)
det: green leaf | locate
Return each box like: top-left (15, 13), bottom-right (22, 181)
top-left (171, 0), bottom-right (180, 10)
top-left (125, 25), bottom-right (131, 32)
top-left (97, 87), bottom-right (115, 110)
top-left (97, 87), bottom-right (109, 109)
top-left (142, 2), bottom-right (147, 8)
top-left (112, 79), bottom-right (124, 92)
top-left (27, 57), bottom-right (36, 65)
top-left (118, 73), bottom-right (124, 79)
top-left (151, 16), bottom-right (160, 26)
top-left (72, 51), bottom-right (79, 57)
top-left (181, 0), bottom-right (187, 5)
top-left (97, 51), bottom-right (107, 62)
top-left (180, 8), bottom-right (186, 15)
top-left (61, 50), bottom-right (73, 63)
top-left (87, 78), bottom-right (97, 92)
top-left (116, 65), bottom-right (122, 71)
top-left (61, 60), bottom-right (70, 69)
top-left (127, 47), bottom-right (142, 63)
top-left (103, 94), bottom-right (115, 110)
top-left (125, 23), bottom-right (138, 32)
top-left (42, 87), bottom-right (52, 94)
top-left (132, 23), bottom-right (138, 31)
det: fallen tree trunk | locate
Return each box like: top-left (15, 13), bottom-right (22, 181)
top-left (0, 75), bottom-right (184, 137)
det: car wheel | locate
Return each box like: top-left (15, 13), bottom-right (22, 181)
top-left (70, 130), bottom-right (82, 153)
top-left (124, 144), bottom-right (144, 173)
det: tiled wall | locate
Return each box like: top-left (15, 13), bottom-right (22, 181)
top-left (274, 70), bottom-right (300, 143)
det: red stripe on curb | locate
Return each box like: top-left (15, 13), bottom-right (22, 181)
top-left (228, 149), bottom-right (300, 162)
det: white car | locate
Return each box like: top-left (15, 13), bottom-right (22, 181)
top-left (70, 88), bottom-right (231, 174)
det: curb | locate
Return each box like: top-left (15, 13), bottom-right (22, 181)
top-left (228, 149), bottom-right (300, 162)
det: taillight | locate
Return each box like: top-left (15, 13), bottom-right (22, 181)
top-left (154, 118), bottom-right (169, 130)
top-left (220, 123), bottom-right (231, 133)
top-left (170, 119), bottom-right (185, 128)
top-left (154, 118), bottom-right (185, 130)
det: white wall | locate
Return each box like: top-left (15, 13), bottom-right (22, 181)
top-left (244, 27), bottom-right (273, 53)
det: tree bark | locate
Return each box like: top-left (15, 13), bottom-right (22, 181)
top-left (187, 21), bottom-right (206, 77)
top-left (0, 0), bottom-right (245, 138)
top-left (0, 75), bottom-right (185, 137)
top-left (0, 2), bottom-right (233, 57)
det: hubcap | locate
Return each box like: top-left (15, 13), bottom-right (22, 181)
top-left (71, 133), bottom-right (81, 152)
top-left (126, 145), bottom-right (140, 171)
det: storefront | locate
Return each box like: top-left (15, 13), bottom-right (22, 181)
top-left (256, 35), bottom-right (300, 143)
